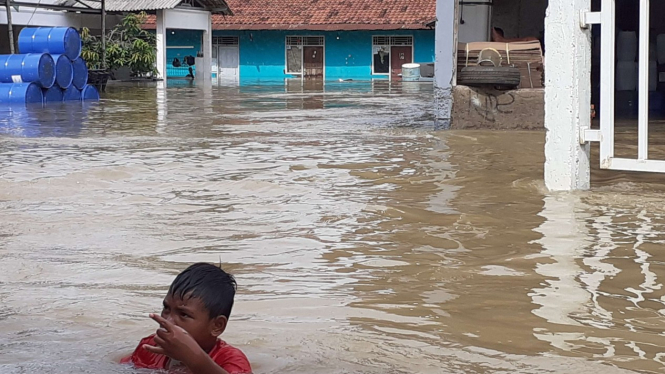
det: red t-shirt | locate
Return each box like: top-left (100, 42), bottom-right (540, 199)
top-left (121, 335), bottom-right (252, 374)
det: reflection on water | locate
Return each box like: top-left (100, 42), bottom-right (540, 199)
top-left (0, 80), bottom-right (663, 373)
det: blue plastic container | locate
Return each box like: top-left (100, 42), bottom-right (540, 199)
top-left (81, 85), bottom-right (100, 101)
top-left (0, 82), bottom-right (44, 104)
top-left (43, 86), bottom-right (64, 103)
top-left (63, 85), bottom-right (81, 101)
top-left (51, 54), bottom-right (73, 89)
top-left (18, 27), bottom-right (82, 60)
top-left (0, 53), bottom-right (56, 88)
top-left (71, 57), bottom-right (88, 90)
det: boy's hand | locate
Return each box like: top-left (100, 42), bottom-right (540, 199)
top-left (143, 313), bottom-right (206, 368)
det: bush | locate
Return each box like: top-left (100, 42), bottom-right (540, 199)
top-left (81, 12), bottom-right (157, 77)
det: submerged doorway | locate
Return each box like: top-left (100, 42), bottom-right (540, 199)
top-left (213, 36), bottom-right (239, 79)
top-left (372, 36), bottom-right (414, 80)
top-left (303, 46), bottom-right (324, 78)
top-left (286, 36), bottom-right (325, 80)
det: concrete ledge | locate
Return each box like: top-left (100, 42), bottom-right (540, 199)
top-left (451, 85), bottom-right (544, 130)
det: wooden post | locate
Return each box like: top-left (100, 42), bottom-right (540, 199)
top-left (101, 0), bottom-right (106, 69)
top-left (5, 0), bottom-right (16, 54)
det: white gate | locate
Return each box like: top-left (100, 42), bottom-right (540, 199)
top-left (581, 0), bottom-right (664, 172)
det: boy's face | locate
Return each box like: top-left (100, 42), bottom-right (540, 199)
top-left (161, 292), bottom-right (226, 351)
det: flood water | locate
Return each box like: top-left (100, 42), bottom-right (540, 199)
top-left (1, 80), bottom-right (664, 373)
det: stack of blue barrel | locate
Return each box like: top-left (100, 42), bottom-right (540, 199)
top-left (0, 27), bottom-right (100, 105)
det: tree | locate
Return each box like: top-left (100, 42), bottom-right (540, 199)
top-left (81, 12), bottom-right (157, 77)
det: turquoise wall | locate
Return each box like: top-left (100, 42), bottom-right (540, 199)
top-left (165, 29), bottom-right (435, 80)
top-left (167, 29), bottom-right (201, 62)
top-left (166, 30), bottom-right (202, 77)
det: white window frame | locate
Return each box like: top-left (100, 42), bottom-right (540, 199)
top-left (285, 36), bottom-right (325, 76)
top-left (371, 35), bottom-right (414, 76)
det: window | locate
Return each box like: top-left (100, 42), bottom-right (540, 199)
top-left (372, 36), bottom-right (413, 75)
top-left (286, 36), bottom-right (325, 75)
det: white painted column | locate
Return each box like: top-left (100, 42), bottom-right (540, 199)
top-left (203, 12), bottom-right (213, 82)
top-left (194, 12), bottom-right (213, 83)
top-left (434, 0), bottom-right (458, 129)
top-left (155, 10), bottom-right (168, 80)
top-left (544, 0), bottom-right (592, 191)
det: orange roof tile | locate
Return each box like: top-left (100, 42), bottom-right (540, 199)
top-left (144, 0), bottom-right (436, 30)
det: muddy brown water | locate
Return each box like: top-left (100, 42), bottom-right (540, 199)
top-left (0, 80), bottom-right (664, 373)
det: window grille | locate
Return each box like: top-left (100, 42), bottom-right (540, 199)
top-left (287, 36), bottom-right (324, 46)
top-left (213, 36), bottom-right (239, 46)
top-left (373, 36), bottom-right (413, 46)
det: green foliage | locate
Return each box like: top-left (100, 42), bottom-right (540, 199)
top-left (81, 12), bottom-right (157, 77)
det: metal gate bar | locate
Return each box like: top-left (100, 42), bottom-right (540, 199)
top-left (638, 0), bottom-right (649, 161)
top-left (583, 0), bottom-right (665, 172)
top-left (599, 0), bottom-right (616, 167)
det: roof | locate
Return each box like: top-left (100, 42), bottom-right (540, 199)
top-left (144, 0), bottom-right (436, 30)
top-left (57, 0), bottom-right (231, 14)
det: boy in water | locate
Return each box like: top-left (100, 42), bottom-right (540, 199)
top-left (122, 263), bottom-right (252, 374)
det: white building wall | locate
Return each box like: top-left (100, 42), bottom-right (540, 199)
top-left (458, 3), bottom-right (491, 43)
top-left (163, 8), bottom-right (211, 30)
top-left (0, 0), bottom-right (111, 28)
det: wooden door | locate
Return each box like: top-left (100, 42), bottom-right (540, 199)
top-left (303, 46), bottom-right (324, 79)
top-left (390, 46), bottom-right (413, 80)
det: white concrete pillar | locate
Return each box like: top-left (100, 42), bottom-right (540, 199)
top-left (195, 12), bottom-right (213, 83)
top-left (434, 0), bottom-right (458, 129)
top-left (204, 12), bottom-right (213, 82)
top-left (155, 9), bottom-right (168, 80)
top-left (203, 13), bottom-right (212, 82)
top-left (544, 0), bottom-right (592, 191)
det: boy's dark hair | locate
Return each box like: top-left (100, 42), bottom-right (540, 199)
top-left (168, 263), bottom-right (237, 319)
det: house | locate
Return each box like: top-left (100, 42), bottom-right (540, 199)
top-left (3, 0), bottom-right (232, 83)
top-left (145, 0), bottom-right (436, 81)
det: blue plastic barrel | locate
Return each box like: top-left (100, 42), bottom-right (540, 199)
top-left (43, 86), bottom-right (64, 103)
top-left (81, 85), bottom-right (100, 101)
top-left (71, 57), bottom-right (88, 90)
top-left (51, 54), bottom-right (73, 89)
top-left (0, 82), bottom-right (44, 104)
top-left (63, 85), bottom-right (81, 101)
top-left (0, 53), bottom-right (56, 88)
top-left (18, 27), bottom-right (82, 60)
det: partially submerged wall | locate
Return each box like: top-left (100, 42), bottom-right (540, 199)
top-left (451, 85), bottom-right (544, 130)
